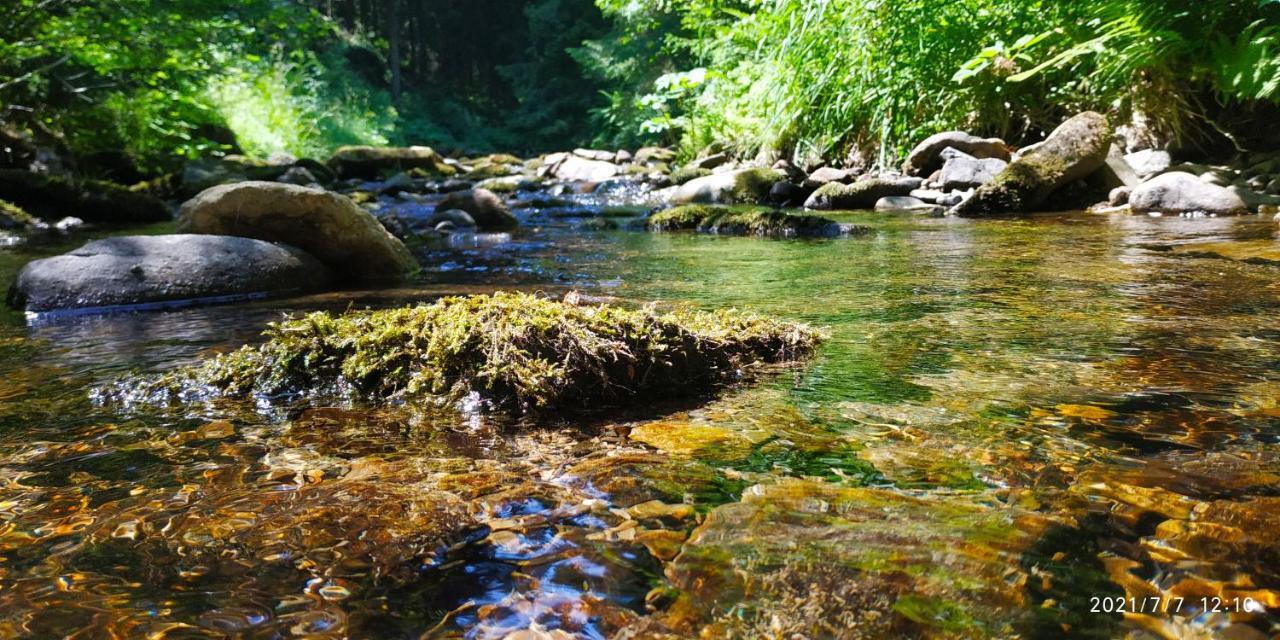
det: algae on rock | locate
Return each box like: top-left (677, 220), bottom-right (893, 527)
top-left (649, 204), bottom-right (868, 238)
top-left (119, 292), bottom-right (823, 413)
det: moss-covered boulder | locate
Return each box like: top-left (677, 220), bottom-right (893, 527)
top-left (0, 170), bottom-right (168, 224)
top-left (177, 181), bottom-right (416, 282)
top-left (119, 292), bottom-right (822, 414)
top-left (953, 112), bottom-right (1111, 217)
top-left (328, 145), bottom-right (454, 180)
top-left (671, 168), bottom-right (783, 205)
top-left (802, 176), bottom-right (922, 210)
top-left (0, 198), bottom-right (38, 230)
top-left (649, 205), bottom-right (868, 238)
top-left (670, 166), bottom-right (712, 186)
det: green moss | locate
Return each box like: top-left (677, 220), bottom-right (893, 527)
top-left (577, 217), bottom-right (620, 231)
top-left (649, 204), bottom-right (866, 238)
top-left (0, 170), bottom-right (168, 224)
top-left (0, 198), bottom-right (38, 229)
top-left (670, 166), bottom-right (712, 185)
top-left (728, 167), bottom-right (783, 204)
top-left (121, 292), bottom-right (822, 414)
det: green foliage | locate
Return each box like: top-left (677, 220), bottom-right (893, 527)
top-left (587, 0), bottom-right (1280, 164)
top-left (122, 292), bottom-right (822, 414)
top-left (208, 49), bottom-right (396, 159)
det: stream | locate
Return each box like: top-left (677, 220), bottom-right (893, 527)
top-left (1, 190), bottom-right (1278, 639)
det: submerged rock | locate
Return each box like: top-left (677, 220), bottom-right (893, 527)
top-left (7, 235), bottom-right (329, 314)
top-left (178, 182), bottom-right (416, 281)
top-left (803, 176), bottom-right (922, 210)
top-left (1129, 172), bottom-right (1248, 216)
top-left (952, 112), bottom-right (1111, 217)
top-left (328, 145), bottom-right (454, 179)
top-left (436, 188), bottom-right (518, 230)
top-left (0, 169), bottom-right (169, 224)
top-left (641, 478), bottom-right (1055, 639)
top-left (903, 131), bottom-right (1010, 177)
top-left (118, 292), bottom-right (822, 414)
top-left (648, 205), bottom-right (867, 237)
top-left (670, 168), bottom-right (783, 205)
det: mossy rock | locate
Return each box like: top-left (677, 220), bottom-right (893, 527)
top-left (802, 176), bottom-right (922, 210)
top-left (649, 205), bottom-right (868, 238)
top-left (0, 170), bottom-right (169, 224)
top-left (114, 292), bottom-right (822, 414)
top-left (465, 157), bottom-right (526, 180)
top-left (0, 198), bottom-right (38, 230)
top-left (671, 168), bottom-right (786, 205)
top-left (577, 217), bottom-right (620, 231)
top-left (953, 112), bottom-right (1111, 216)
top-left (670, 166), bottom-right (713, 186)
top-left (328, 146), bottom-right (453, 180)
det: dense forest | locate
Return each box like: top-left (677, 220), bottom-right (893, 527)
top-left (4, 0), bottom-right (1279, 174)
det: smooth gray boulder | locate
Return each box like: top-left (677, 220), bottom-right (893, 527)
top-left (1129, 172), bottom-right (1248, 216)
top-left (903, 132), bottom-right (1010, 177)
top-left (436, 188), bottom-right (519, 230)
top-left (803, 167), bottom-right (853, 189)
top-left (177, 181), bottom-right (417, 281)
top-left (938, 152), bottom-right (1007, 190)
top-left (1102, 144), bottom-right (1141, 188)
top-left (7, 235), bottom-right (329, 314)
top-left (804, 176), bottom-right (922, 210)
top-left (952, 112), bottom-right (1112, 217)
top-left (1124, 149), bottom-right (1172, 179)
top-left (552, 154), bottom-right (620, 182)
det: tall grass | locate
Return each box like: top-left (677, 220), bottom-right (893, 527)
top-left (595, 0), bottom-right (1280, 165)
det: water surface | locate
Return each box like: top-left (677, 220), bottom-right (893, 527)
top-left (1, 201), bottom-right (1278, 639)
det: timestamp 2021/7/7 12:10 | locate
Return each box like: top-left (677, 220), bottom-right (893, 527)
top-left (1089, 596), bottom-right (1265, 615)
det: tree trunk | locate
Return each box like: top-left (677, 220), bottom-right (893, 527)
top-left (387, 0), bottom-right (402, 105)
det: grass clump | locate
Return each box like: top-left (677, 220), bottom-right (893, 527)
top-left (122, 292), bottom-right (822, 414)
top-left (649, 204), bottom-right (866, 238)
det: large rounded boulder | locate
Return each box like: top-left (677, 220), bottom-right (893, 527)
top-left (177, 182), bottom-right (416, 282)
top-left (803, 176), bottom-right (922, 210)
top-left (1129, 172), bottom-right (1248, 216)
top-left (903, 131), bottom-right (1010, 177)
top-left (670, 168), bottom-right (784, 205)
top-left (436, 188), bottom-right (518, 230)
top-left (328, 146), bottom-right (453, 180)
top-left (952, 112), bottom-right (1111, 217)
top-left (7, 235), bottom-right (330, 314)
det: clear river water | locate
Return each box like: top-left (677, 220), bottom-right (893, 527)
top-left (1, 192), bottom-right (1278, 639)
